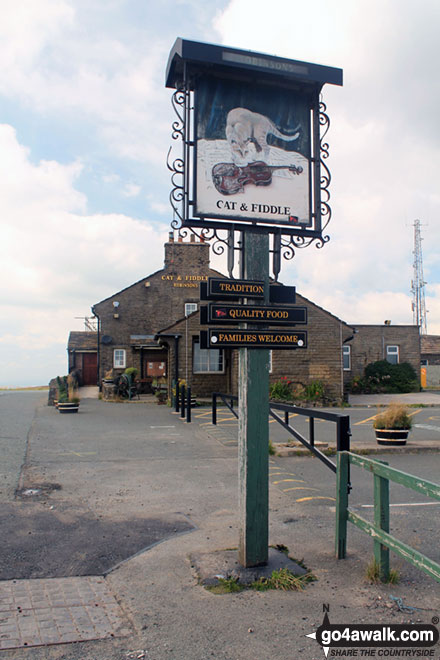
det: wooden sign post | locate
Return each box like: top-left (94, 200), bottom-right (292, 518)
top-left (166, 39), bottom-right (342, 570)
top-left (238, 232), bottom-right (270, 567)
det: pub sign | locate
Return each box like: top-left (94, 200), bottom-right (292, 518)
top-left (166, 39), bottom-right (343, 239)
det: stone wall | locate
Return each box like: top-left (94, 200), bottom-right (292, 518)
top-left (228, 293), bottom-right (353, 401)
top-left (344, 325), bottom-right (421, 385)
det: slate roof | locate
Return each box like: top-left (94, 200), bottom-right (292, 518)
top-left (421, 335), bottom-right (440, 355)
top-left (68, 331), bottom-right (98, 351)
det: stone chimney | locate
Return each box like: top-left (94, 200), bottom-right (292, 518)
top-left (163, 236), bottom-right (210, 274)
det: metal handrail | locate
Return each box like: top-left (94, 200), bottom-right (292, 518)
top-left (211, 393), bottom-right (351, 478)
top-left (212, 392), bottom-right (238, 425)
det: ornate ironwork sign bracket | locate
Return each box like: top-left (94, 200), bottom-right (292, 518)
top-left (166, 39), bottom-right (342, 280)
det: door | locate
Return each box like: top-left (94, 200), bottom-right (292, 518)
top-left (82, 353), bottom-right (98, 385)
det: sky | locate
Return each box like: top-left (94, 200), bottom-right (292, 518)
top-left (1, 0), bottom-right (439, 387)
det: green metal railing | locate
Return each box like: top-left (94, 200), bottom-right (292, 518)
top-left (336, 452), bottom-right (440, 583)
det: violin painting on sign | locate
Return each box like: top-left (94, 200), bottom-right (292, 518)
top-left (195, 77), bottom-right (311, 226)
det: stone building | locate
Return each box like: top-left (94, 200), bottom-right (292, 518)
top-left (420, 335), bottom-right (440, 388)
top-left (343, 324), bottom-right (421, 388)
top-left (67, 331), bottom-right (98, 386)
top-left (91, 234), bottom-right (222, 389)
top-left (86, 235), bottom-right (357, 400)
top-left (68, 236), bottom-right (421, 400)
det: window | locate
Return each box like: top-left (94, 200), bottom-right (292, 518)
top-left (193, 340), bottom-right (224, 373)
top-left (185, 303), bottom-right (198, 317)
top-left (342, 345), bottom-right (351, 371)
top-left (113, 349), bottom-right (126, 368)
top-left (386, 345), bottom-right (399, 365)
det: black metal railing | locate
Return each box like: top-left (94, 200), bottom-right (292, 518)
top-left (174, 381), bottom-right (195, 423)
top-left (212, 392), bottom-right (238, 426)
top-left (269, 402), bottom-right (350, 475)
top-left (211, 393), bottom-right (351, 483)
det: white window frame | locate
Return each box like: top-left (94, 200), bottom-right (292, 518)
top-left (386, 345), bottom-right (399, 365)
top-left (269, 350), bottom-right (273, 374)
top-left (193, 340), bottom-right (224, 374)
top-left (113, 349), bottom-right (126, 368)
top-left (185, 302), bottom-right (198, 317)
top-left (342, 345), bottom-right (351, 371)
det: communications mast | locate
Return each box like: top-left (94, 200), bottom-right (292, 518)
top-left (411, 219), bottom-right (428, 335)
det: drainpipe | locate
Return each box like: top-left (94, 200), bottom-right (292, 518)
top-left (341, 331), bottom-right (356, 402)
top-left (174, 334), bottom-right (180, 385)
top-left (92, 306), bottom-right (100, 389)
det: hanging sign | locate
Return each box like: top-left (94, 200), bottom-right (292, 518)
top-left (166, 39), bottom-right (343, 238)
top-left (201, 303), bottom-right (307, 326)
top-left (200, 329), bottom-right (307, 349)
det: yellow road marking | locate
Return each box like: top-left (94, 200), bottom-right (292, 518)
top-left (273, 478), bottom-right (305, 484)
top-left (354, 413), bottom-right (380, 426)
top-left (296, 496), bottom-right (336, 503)
top-left (355, 408), bottom-right (423, 426)
top-left (200, 417), bottom-right (237, 426)
top-left (283, 487), bottom-right (319, 492)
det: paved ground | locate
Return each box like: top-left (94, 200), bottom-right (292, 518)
top-left (349, 391), bottom-right (440, 406)
top-left (0, 390), bottom-right (439, 659)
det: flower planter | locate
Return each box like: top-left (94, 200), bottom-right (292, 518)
top-left (375, 429), bottom-right (409, 446)
top-left (58, 402), bottom-right (80, 414)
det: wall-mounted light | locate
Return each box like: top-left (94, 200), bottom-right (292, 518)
top-left (113, 301), bottom-right (120, 308)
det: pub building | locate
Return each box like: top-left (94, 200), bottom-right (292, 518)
top-left (67, 234), bottom-right (421, 400)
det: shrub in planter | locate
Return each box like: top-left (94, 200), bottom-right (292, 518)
top-left (373, 403), bottom-right (412, 445)
top-left (56, 374), bottom-right (80, 413)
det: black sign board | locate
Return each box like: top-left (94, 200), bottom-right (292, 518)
top-left (208, 277), bottom-right (265, 299)
top-left (200, 329), bottom-right (307, 349)
top-left (200, 280), bottom-right (296, 304)
top-left (201, 303), bottom-right (307, 326)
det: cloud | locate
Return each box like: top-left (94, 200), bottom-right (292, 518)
top-left (122, 183), bottom-right (141, 198)
top-left (213, 0), bottom-right (440, 332)
top-left (0, 124), bottom-right (168, 385)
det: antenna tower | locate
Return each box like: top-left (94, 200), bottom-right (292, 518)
top-left (411, 219), bottom-right (427, 335)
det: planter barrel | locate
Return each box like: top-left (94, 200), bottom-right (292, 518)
top-left (58, 402), bottom-right (80, 414)
top-left (375, 428), bottom-right (409, 446)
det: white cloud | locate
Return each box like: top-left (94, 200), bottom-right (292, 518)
top-left (122, 183), bottom-right (141, 198)
top-left (0, 124), bottom-right (168, 385)
top-left (0, 1), bottom-right (173, 168)
top-left (213, 0), bottom-right (440, 332)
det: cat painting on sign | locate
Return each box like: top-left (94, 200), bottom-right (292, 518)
top-left (225, 107), bottom-right (300, 166)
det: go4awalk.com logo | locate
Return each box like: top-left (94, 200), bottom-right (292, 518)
top-left (306, 605), bottom-right (439, 658)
